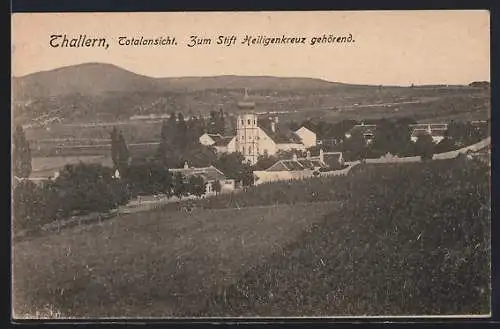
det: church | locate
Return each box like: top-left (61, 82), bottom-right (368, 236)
top-left (199, 89), bottom-right (317, 165)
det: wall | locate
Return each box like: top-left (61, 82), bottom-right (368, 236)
top-left (365, 154), bottom-right (421, 164)
top-left (254, 169), bottom-right (315, 185)
top-left (276, 143), bottom-right (306, 152)
top-left (432, 137), bottom-right (491, 160)
top-left (257, 127), bottom-right (277, 156)
top-left (226, 137), bottom-right (236, 153)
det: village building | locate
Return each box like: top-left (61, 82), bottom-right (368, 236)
top-left (170, 162), bottom-right (236, 195)
top-left (294, 126), bottom-right (317, 148)
top-left (254, 149), bottom-right (344, 185)
top-left (409, 123), bottom-right (447, 144)
top-left (199, 89), bottom-right (316, 165)
top-left (199, 133), bottom-right (223, 146)
top-left (345, 123), bottom-right (377, 144)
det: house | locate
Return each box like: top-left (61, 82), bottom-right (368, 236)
top-left (199, 133), bottom-right (223, 146)
top-left (294, 126), bottom-right (317, 148)
top-left (410, 124), bottom-right (447, 144)
top-left (200, 89), bottom-right (315, 164)
top-left (170, 162), bottom-right (235, 195)
top-left (345, 123), bottom-right (377, 144)
top-left (254, 149), bottom-right (344, 185)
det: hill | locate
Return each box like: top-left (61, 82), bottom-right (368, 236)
top-left (12, 63), bottom-right (490, 126)
top-left (12, 63), bottom-right (344, 99)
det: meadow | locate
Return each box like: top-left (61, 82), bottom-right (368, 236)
top-left (12, 157), bottom-right (490, 318)
top-left (12, 202), bottom-right (339, 318)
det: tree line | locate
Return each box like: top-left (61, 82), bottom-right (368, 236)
top-left (287, 117), bottom-right (489, 161)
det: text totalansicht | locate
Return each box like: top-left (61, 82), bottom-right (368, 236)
top-left (118, 36), bottom-right (177, 46)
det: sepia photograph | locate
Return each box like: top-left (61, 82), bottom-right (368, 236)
top-left (11, 10), bottom-right (491, 319)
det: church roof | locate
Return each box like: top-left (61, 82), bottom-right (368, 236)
top-left (213, 136), bottom-right (235, 147)
top-left (258, 118), bottom-right (303, 144)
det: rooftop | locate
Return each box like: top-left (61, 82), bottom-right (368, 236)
top-left (213, 136), bottom-right (235, 147)
top-left (347, 123), bottom-right (377, 136)
top-left (411, 127), bottom-right (447, 138)
top-left (170, 165), bottom-right (227, 181)
top-left (264, 151), bottom-right (343, 172)
top-left (258, 118), bottom-right (303, 144)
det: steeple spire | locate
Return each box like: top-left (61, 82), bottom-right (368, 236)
top-left (237, 87), bottom-right (255, 110)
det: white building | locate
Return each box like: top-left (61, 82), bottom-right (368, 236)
top-left (410, 123), bottom-right (447, 144)
top-left (294, 126), bottom-right (317, 148)
top-left (345, 122), bottom-right (377, 144)
top-left (199, 133), bottom-right (223, 146)
top-left (200, 89), bottom-right (315, 165)
top-left (254, 149), bottom-right (345, 185)
top-left (170, 162), bottom-right (235, 195)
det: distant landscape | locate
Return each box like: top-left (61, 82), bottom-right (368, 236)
top-left (13, 63), bottom-right (490, 126)
top-left (12, 62), bottom-right (490, 180)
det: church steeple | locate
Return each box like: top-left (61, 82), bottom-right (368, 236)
top-left (237, 88), bottom-right (256, 110)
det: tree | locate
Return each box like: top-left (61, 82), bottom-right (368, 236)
top-left (213, 180), bottom-right (222, 195)
top-left (217, 108), bottom-right (226, 135)
top-left (110, 127), bottom-right (130, 173)
top-left (13, 180), bottom-right (40, 232)
top-left (214, 152), bottom-right (246, 180)
top-left (13, 125), bottom-right (32, 178)
top-left (176, 113), bottom-right (188, 150)
top-left (117, 131), bottom-right (130, 173)
top-left (173, 172), bottom-right (188, 199)
top-left (240, 163), bottom-right (255, 187)
top-left (52, 163), bottom-right (129, 217)
top-left (254, 154), bottom-right (278, 170)
top-left (434, 137), bottom-right (456, 154)
top-left (414, 134), bottom-right (435, 160)
top-left (110, 126), bottom-right (119, 170)
top-left (288, 120), bottom-right (300, 131)
top-left (342, 130), bottom-right (367, 161)
top-left (124, 160), bottom-right (173, 197)
top-left (188, 175), bottom-right (207, 197)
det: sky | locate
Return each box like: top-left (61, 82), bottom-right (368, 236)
top-left (11, 10), bottom-right (490, 86)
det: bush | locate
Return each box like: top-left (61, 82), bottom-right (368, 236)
top-left (12, 163), bottom-right (130, 233)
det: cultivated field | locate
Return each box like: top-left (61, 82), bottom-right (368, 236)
top-left (12, 201), bottom-right (339, 318)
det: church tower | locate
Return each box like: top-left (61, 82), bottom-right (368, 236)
top-left (236, 88), bottom-right (259, 164)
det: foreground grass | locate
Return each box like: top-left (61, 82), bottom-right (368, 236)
top-left (13, 158), bottom-right (490, 318)
top-left (193, 158), bottom-right (491, 317)
top-left (13, 202), bottom-right (338, 318)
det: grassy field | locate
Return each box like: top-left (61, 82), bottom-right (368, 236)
top-left (194, 159), bottom-right (491, 317)
top-left (12, 202), bottom-right (339, 318)
top-left (13, 157), bottom-right (490, 318)
top-left (30, 156), bottom-right (113, 179)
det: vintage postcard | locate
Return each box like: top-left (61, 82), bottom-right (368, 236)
top-left (11, 10), bottom-right (491, 319)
